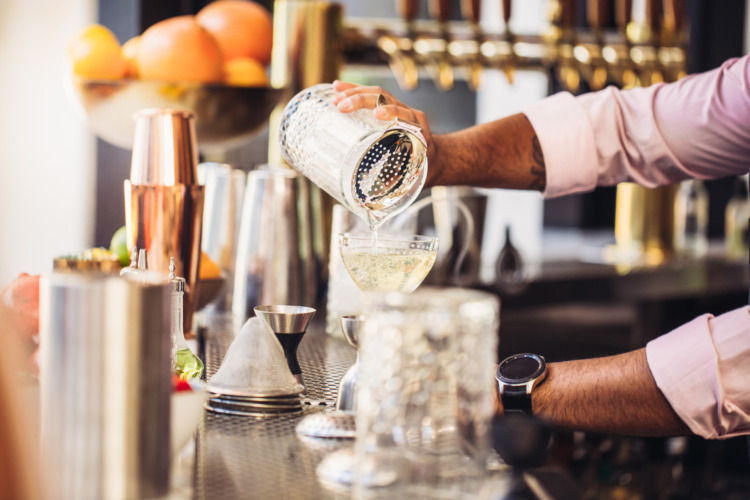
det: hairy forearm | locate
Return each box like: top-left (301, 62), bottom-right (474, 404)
top-left (500, 349), bottom-right (691, 437)
top-left (428, 113), bottom-right (546, 191)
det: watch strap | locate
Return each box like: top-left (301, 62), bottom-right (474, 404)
top-left (500, 390), bottom-right (533, 416)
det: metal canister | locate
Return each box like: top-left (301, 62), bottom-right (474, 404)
top-left (39, 272), bottom-right (171, 500)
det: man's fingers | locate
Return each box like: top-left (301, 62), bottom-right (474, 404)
top-left (336, 92), bottom-right (381, 112)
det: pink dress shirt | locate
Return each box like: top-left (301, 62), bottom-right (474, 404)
top-left (523, 55), bottom-right (750, 439)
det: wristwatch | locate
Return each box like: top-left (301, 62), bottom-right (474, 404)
top-left (495, 353), bottom-right (548, 416)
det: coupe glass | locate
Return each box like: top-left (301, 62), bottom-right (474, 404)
top-left (338, 233), bottom-right (439, 293)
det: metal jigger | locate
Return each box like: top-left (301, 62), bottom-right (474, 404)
top-left (254, 305), bottom-right (316, 388)
top-left (335, 315), bottom-right (363, 412)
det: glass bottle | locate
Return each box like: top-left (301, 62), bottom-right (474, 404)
top-left (119, 247), bottom-right (138, 275)
top-left (169, 258), bottom-right (204, 381)
top-left (674, 179), bottom-right (709, 258)
top-left (496, 225), bottom-right (524, 284)
top-left (724, 174), bottom-right (750, 259)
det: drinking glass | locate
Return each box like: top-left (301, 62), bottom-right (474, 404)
top-left (339, 233), bottom-right (439, 293)
top-left (354, 287), bottom-right (500, 497)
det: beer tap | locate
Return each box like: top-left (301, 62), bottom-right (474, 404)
top-left (456, 0), bottom-right (483, 90)
top-left (424, 0), bottom-right (455, 91)
top-left (379, 0), bottom-right (421, 91)
top-left (659, 0), bottom-right (687, 81)
top-left (556, 0), bottom-right (581, 93)
top-left (499, 0), bottom-right (517, 84)
top-left (627, 0), bottom-right (663, 86)
top-left (577, 0), bottom-right (609, 90)
top-left (604, 0), bottom-right (637, 88)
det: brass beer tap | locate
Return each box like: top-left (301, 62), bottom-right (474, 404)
top-left (425, 0), bottom-right (456, 91)
top-left (456, 0), bottom-right (484, 90)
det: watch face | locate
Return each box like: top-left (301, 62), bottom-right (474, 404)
top-left (497, 354), bottom-right (546, 383)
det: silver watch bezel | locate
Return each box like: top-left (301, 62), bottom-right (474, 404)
top-left (495, 353), bottom-right (548, 395)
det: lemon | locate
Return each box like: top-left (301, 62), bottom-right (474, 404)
top-left (68, 24), bottom-right (128, 79)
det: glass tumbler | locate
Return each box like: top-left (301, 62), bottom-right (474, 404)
top-left (279, 83), bottom-right (428, 228)
top-left (354, 287), bottom-right (500, 498)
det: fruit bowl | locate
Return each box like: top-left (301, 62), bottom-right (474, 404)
top-left (67, 76), bottom-right (285, 153)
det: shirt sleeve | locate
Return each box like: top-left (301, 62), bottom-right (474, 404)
top-left (523, 55), bottom-right (750, 199)
top-left (646, 307), bottom-right (750, 439)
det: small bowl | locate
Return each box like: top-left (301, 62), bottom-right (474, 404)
top-left (171, 381), bottom-right (207, 456)
top-left (67, 76), bottom-right (285, 153)
top-left (195, 276), bottom-right (226, 310)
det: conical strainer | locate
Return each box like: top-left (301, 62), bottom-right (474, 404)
top-left (279, 83), bottom-right (428, 229)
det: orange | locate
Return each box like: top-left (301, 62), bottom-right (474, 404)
top-left (136, 15), bottom-right (224, 83)
top-left (224, 57), bottom-right (268, 86)
top-left (199, 252), bottom-right (222, 279)
top-left (68, 24), bottom-right (128, 79)
top-left (197, 0), bottom-right (273, 65)
top-left (121, 36), bottom-right (140, 78)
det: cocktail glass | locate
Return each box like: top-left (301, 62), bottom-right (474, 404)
top-left (311, 233), bottom-right (439, 489)
top-left (338, 233), bottom-right (439, 293)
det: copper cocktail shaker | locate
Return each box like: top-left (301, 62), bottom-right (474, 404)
top-left (124, 108), bottom-right (204, 335)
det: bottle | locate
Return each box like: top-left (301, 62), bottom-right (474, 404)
top-left (724, 174), bottom-right (750, 259)
top-left (496, 225), bottom-right (524, 285)
top-left (119, 247), bottom-right (139, 276)
top-left (674, 179), bottom-right (709, 258)
top-left (169, 258), bottom-right (204, 381)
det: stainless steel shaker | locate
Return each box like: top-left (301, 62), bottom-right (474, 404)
top-left (198, 162), bottom-right (246, 311)
top-left (39, 272), bottom-right (172, 500)
top-left (232, 166), bottom-right (317, 321)
top-left (124, 108), bottom-right (204, 335)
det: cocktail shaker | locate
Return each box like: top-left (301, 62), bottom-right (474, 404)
top-left (232, 166), bottom-right (316, 321)
top-left (198, 162), bottom-right (246, 311)
top-left (39, 272), bottom-right (172, 500)
top-left (124, 108), bottom-right (204, 334)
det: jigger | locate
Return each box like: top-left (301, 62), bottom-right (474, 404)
top-left (254, 305), bottom-right (316, 387)
top-left (336, 315), bottom-right (363, 412)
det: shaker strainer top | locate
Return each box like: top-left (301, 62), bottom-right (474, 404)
top-left (278, 83), bottom-right (428, 227)
top-left (353, 125), bottom-right (426, 213)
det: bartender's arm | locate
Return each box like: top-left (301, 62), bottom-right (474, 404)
top-left (333, 55), bottom-right (750, 440)
top-left (496, 348), bottom-right (690, 436)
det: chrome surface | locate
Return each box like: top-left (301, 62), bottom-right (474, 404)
top-left (233, 168), bottom-right (317, 321)
top-left (40, 273), bottom-right (172, 500)
top-left (335, 315), bottom-right (361, 412)
top-left (195, 314), bottom-right (356, 500)
top-left (254, 305), bottom-right (317, 334)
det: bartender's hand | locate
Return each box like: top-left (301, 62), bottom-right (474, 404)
top-left (332, 81), bottom-right (439, 186)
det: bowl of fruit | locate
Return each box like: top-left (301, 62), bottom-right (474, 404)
top-left (66, 1), bottom-right (285, 153)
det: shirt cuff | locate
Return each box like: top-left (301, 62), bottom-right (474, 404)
top-left (523, 92), bottom-right (599, 199)
top-left (646, 308), bottom-right (750, 439)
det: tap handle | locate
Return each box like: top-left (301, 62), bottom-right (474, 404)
top-left (662, 0), bottom-right (684, 34)
top-left (428, 0), bottom-right (454, 23)
top-left (501, 0), bottom-right (511, 25)
top-left (615, 0), bottom-right (633, 31)
top-left (644, 0), bottom-right (662, 33)
top-left (586, 0), bottom-right (609, 29)
top-left (559, 0), bottom-right (577, 29)
top-left (396, 0), bottom-right (420, 22)
top-left (460, 0), bottom-right (481, 23)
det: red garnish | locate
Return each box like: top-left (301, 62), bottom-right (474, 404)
top-left (172, 374), bottom-right (192, 392)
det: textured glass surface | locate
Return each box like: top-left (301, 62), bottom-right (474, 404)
top-left (279, 83), bottom-right (428, 228)
top-left (355, 287), bottom-right (500, 497)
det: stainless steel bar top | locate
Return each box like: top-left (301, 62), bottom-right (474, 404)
top-left (194, 313), bottom-right (356, 500)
